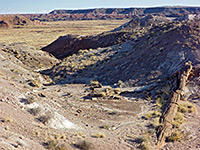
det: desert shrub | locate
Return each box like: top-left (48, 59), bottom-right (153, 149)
top-left (134, 136), bottom-right (147, 144)
top-left (133, 136), bottom-right (150, 150)
top-left (74, 132), bottom-right (86, 138)
top-left (166, 130), bottom-right (183, 142)
top-left (28, 79), bottom-right (40, 88)
top-left (28, 107), bottom-right (41, 116)
top-left (155, 97), bottom-right (168, 109)
top-left (25, 95), bottom-right (35, 104)
top-left (147, 117), bottom-right (161, 130)
top-left (99, 92), bottom-right (106, 97)
top-left (143, 110), bottom-right (161, 120)
top-left (99, 125), bottom-right (110, 130)
top-left (38, 113), bottom-right (52, 124)
top-left (44, 136), bottom-right (67, 150)
top-left (178, 102), bottom-right (195, 113)
top-left (75, 140), bottom-right (91, 150)
top-left (139, 143), bottom-right (150, 150)
top-left (172, 112), bottom-right (184, 128)
top-left (90, 80), bottom-right (99, 85)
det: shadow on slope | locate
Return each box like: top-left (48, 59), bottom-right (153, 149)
top-left (41, 20), bottom-right (200, 90)
top-left (42, 15), bottom-right (172, 59)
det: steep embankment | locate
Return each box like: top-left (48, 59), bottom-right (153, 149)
top-left (42, 32), bottom-right (131, 59)
top-left (42, 15), bottom-right (172, 59)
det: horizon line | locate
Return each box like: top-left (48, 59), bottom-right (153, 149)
top-left (0, 5), bottom-right (200, 15)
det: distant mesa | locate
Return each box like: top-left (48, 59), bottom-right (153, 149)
top-left (0, 15), bottom-right (43, 28)
top-left (23, 6), bottom-right (200, 21)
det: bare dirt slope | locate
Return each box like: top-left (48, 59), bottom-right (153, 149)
top-left (43, 20), bottom-right (200, 86)
top-left (0, 42), bottom-right (153, 150)
top-left (41, 19), bottom-right (200, 149)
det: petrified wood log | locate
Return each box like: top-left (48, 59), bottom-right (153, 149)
top-left (156, 62), bottom-right (192, 149)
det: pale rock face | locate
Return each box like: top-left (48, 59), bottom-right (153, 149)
top-left (48, 112), bottom-right (77, 129)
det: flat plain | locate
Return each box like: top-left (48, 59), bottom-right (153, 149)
top-left (0, 20), bottom-right (129, 49)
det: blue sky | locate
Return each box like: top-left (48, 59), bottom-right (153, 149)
top-left (0, 0), bottom-right (200, 14)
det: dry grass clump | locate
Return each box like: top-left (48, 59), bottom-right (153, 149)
top-left (90, 80), bottom-right (101, 86)
top-left (92, 132), bottom-right (106, 138)
top-left (172, 112), bottom-right (184, 128)
top-left (74, 132), bottom-right (86, 138)
top-left (178, 101), bottom-right (195, 113)
top-left (118, 80), bottom-right (126, 87)
top-left (139, 143), bottom-right (150, 150)
top-left (44, 136), bottom-right (67, 150)
top-left (34, 131), bottom-right (40, 136)
top-left (56, 134), bottom-right (66, 140)
top-left (155, 97), bottom-right (167, 109)
top-left (143, 110), bottom-right (162, 120)
top-left (87, 83), bottom-right (121, 99)
top-left (148, 117), bottom-right (161, 130)
top-left (166, 130), bottom-right (184, 142)
top-left (133, 136), bottom-right (150, 150)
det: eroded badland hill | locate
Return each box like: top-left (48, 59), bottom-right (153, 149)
top-left (0, 12), bottom-right (200, 150)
